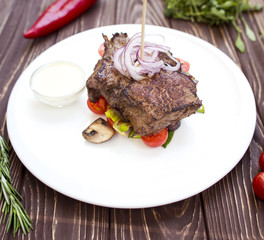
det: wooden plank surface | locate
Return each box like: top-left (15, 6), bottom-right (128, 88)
top-left (0, 0), bottom-right (264, 239)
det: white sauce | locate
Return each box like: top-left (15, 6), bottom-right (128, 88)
top-left (31, 62), bottom-right (85, 97)
top-left (30, 61), bottom-right (85, 107)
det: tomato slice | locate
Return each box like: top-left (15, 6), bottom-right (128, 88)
top-left (252, 172), bottom-right (264, 200)
top-left (87, 96), bottom-right (108, 114)
top-left (177, 58), bottom-right (190, 72)
top-left (259, 152), bottom-right (264, 171)
top-left (98, 43), bottom-right (105, 57)
top-left (141, 128), bottom-right (168, 148)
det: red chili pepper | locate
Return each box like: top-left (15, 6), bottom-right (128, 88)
top-left (24, 0), bottom-right (98, 38)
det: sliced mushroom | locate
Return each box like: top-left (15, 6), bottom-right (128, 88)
top-left (82, 118), bottom-right (115, 143)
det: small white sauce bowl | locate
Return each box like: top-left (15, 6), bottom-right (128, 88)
top-left (30, 61), bottom-right (86, 107)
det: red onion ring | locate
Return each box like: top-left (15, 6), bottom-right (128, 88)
top-left (113, 33), bottom-right (180, 81)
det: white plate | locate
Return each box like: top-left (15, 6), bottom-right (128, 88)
top-left (7, 24), bottom-right (256, 208)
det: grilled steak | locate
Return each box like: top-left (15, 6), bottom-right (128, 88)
top-left (87, 33), bottom-right (202, 136)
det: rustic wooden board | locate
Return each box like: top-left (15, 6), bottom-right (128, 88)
top-left (0, 0), bottom-right (264, 239)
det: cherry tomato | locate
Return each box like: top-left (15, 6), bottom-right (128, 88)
top-left (87, 96), bottom-right (108, 114)
top-left (177, 58), bottom-right (190, 72)
top-left (259, 152), bottom-right (264, 171)
top-left (98, 43), bottom-right (105, 57)
top-left (107, 117), bottom-right (114, 128)
top-left (141, 128), bottom-right (168, 148)
top-left (252, 172), bottom-right (264, 200)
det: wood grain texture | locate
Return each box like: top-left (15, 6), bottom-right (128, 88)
top-left (0, 0), bottom-right (264, 239)
top-left (110, 196), bottom-right (207, 240)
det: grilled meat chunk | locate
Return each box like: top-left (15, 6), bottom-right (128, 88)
top-left (87, 33), bottom-right (202, 136)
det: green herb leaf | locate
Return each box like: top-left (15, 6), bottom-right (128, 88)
top-left (241, 16), bottom-right (256, 41)
top-left (235, 32), bottom-right (245, 53)
top-left (162, 130), bottom-right (175, 148)
top-left (164, 0), bottom-right (262, 52)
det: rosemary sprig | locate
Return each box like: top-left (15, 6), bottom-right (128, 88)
top-left (164, 0), bottom-right (262, 52)
top-left (0, 136), bottom-right (33, 237)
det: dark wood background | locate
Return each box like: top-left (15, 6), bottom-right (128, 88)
top-left (1, 0), bottom-right (264, 239)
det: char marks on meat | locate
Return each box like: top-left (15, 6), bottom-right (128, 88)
top-left (87, 33), bottom-right (202, 136)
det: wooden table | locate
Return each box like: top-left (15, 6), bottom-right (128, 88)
top-left (1, 0), bottom-right (264, 239)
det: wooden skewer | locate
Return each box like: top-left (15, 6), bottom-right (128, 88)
top-left (141, 0), bottom-right (147, 60)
